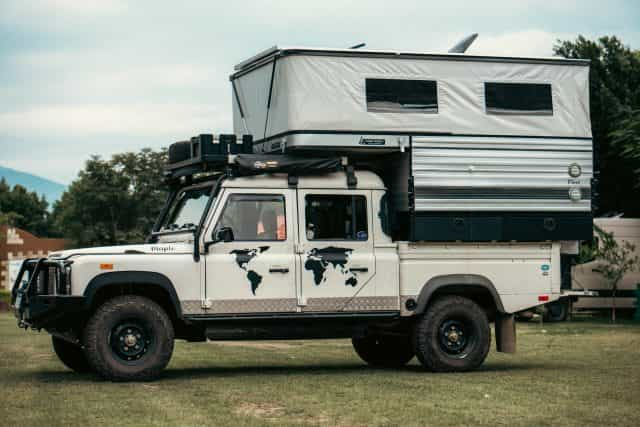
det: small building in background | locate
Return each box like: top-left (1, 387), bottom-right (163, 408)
top-left (0, 225), bottom-right (67, 290)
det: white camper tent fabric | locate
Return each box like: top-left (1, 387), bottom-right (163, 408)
top-left (232, 49), bottom-right (591, 140)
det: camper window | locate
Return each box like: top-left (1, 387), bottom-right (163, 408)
top-left (366, 78), bottom-right (438, 113)
top-left (305, 195), bottom-right (368, 241)
top-left (484, 82), bottom-right (553, 115)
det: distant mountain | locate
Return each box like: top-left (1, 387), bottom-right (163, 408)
top-left (0, 165), bottom-right (67, 205)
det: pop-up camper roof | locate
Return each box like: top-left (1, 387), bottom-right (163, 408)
top-left (230, 46), bottom-right (591, 147)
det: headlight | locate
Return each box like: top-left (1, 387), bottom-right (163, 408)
top-left (568, 187), bottom-right (582, 201)
top-left (568, 163), bottom-right (582, 178)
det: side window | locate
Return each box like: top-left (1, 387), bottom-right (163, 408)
top-left (484, 82), bottom-right (553, 115)
top-left (216, 194), bottom-right (286, 241)
top-left (305, 195), bottom-right (368, 241)
top-left (366, 78), bottom-right (438, 113)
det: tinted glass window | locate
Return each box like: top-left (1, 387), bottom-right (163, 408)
top-left (163, 186), bottom-right (212, 230)
top-left (216, 194), bottom-right (286, 241)
top-left (485, 82), bottom-right (553, 114)
top-left (305, 195), bottom-right (368, 240)
top-left (366, 79), bottom-right (438, 113)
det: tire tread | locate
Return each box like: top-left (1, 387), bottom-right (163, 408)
top-left (413, 296), bottom-right (490, 372)
top-left (83, 295), bottom-right (174, 382)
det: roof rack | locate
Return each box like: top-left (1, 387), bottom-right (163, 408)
top-left (165, 134), bottom-right (356, 187)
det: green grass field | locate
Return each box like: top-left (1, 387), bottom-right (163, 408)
top-left (1, 313), bottom-right (638, 427)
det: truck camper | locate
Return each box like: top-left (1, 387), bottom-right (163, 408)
top-left (12, 45), bottom-right (596, 381)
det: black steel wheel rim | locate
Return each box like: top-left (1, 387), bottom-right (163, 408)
top-left (438, 318), bottom-right (475, 358)
top-left (109, 320), bottom-right (154, 363)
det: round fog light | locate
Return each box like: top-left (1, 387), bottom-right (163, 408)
top-left (568, 187), bottom-right (582, 201)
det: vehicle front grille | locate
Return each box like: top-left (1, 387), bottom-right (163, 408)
top-left (14, 259), bottom-right (70, 298)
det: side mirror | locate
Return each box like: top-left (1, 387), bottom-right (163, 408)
top-left (214, 227), bottom-right (234, 243)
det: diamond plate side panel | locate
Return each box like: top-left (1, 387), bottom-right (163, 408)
top-left (181, 300), bottom-right (205, 315)
top-left (304, 296), bottom-right (398, 312)
top-left (182, 299), bottom-right (298, 315)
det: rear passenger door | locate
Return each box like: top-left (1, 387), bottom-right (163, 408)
top-left (296, 190), bottom-right (376, 312)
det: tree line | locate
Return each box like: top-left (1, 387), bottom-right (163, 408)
top-left (1, 148), bottom-right (167, 246)
top-left (1, 35), bottom-right (639, 248)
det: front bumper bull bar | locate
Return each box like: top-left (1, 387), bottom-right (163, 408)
top-left (11, 258), bottom-right (84, 329)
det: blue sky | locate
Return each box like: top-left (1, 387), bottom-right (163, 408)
top-left (1, 0), bottom-right (639, 184)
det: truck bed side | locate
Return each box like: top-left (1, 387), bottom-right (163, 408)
top-left (397, 242), bottom-right (561, 314)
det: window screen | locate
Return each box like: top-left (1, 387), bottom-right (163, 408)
top-left (216, 194), bottom-right (286, 241)
top-left (485, 82), bottom-right (553, 114)
top-left (366, 78), bottom-right (438, 113)
top-left (305, 195), bottom-right (368, 240)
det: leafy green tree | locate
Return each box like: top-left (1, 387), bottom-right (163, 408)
top-left (610, 109), bottom-right (640, 188)
top-left (554, 36), bottom-right (640, 216)
top-left (0, 177), bottom-right (51, 235)
top-left (592, 225), bottom-right (640, 322)
top-left (51, 148), bottom-right (167, 247)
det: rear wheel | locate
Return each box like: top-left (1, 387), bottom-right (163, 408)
top-left (352, 334), bottom-right (414, 368)
top-left (83, 295), bottom-right (174, 382)
top-left (413, 296), bottom-right (490, 372)
top-left (52, 336), bottom-right (91, 373)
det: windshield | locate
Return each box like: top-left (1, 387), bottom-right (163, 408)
top-left (162, 186), bottom-right (213, 231)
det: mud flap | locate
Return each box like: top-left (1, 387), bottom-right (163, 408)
top-left (495, 312), bottom-right (516, 353)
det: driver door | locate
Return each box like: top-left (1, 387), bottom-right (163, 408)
top-left (203, 188), bottom-right (298, 314)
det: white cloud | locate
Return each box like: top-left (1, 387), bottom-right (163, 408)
top-left (0, 103), bottom-right (231, 138)
top-left (2, 0), bottom-right (639, 184)
top-left (2, 0), bottom-right (127, 22)
top-left (468, 30), bottom-right (574, 57)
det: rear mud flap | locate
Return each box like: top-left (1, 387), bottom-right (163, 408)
top-left (495, 313), bottom-right (516, 353)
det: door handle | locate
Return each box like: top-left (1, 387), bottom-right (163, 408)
top-left (269, 267), bottom-right (289, 273)
top-left (350, 267), bottom-right (368, 273)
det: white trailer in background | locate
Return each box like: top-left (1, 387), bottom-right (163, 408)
top-left (572, 218), bottom-right (640, 311)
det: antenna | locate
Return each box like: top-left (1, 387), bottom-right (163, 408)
top-left (349, 42), bottom-right (366, 49)
top-left (448, 33), bottom-right (478, 53)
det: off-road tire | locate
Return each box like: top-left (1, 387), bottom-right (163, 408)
top-left (83, 295), bottom-right (174, 382)
top-left (352, 334), bottom-right (414, 368)
top-left (413, 296), bottom-right (490, 372)
top-left (52, 336), bottom-right (91, 373)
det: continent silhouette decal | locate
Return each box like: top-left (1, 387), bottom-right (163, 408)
top-left (304, 246), bottom-right (359, 287)
top-left (230, 246), bottom-right (270, 295)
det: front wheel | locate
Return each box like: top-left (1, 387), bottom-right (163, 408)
top-left (352, 334), bottom-right (414, 368)
top-left (52, 336), bottom-right (91, 373)
top-left (413, 296), bottom-right (490, 372)
top-left (83, 295), bottom-right (174, 382)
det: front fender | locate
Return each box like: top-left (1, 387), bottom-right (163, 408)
top-left (83, 271), bottom-right (182, 319)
